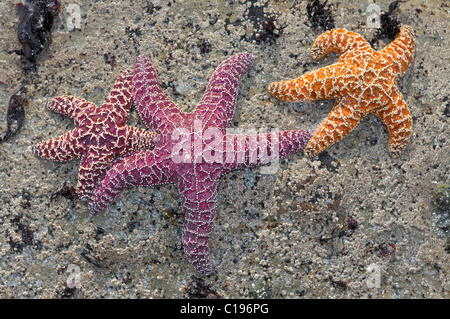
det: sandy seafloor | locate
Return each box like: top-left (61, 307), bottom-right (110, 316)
top-left (0, 0), bottom-right (448, 299)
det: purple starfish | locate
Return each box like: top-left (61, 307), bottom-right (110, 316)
top-left (89, 53), bottom-right (312, 276)
top-left (33, 69), bottom-right (158, 200)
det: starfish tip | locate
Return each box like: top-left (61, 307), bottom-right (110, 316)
top-left (242, 52), bottom-right (255, 63)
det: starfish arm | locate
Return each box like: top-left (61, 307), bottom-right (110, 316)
top-left (370, 91), bottom-right (412, 158)
top-left (177, 178), bottom-right (218, 276)
top-left (33, 128), bottom-right (84, 162)
top-left (77, 151), bottom-right (115, 200)
top-left (194, 53), bottom-right (255, 129)
top-left (379, 26), bottom-right (415, 78)
top-left (133, 55), bottom-right (184, 134)
top-left (310, 28), bottom-right (371, 60)
top-left (77, 127), bottom-right (158, 200)
top-left (47, 96), bottom-right (94, 124)
top-left (89, 149), bottom-right (174, 215)
top-left (102, 69), bottom-right (134, 123)
top-left (118, 126), bottom-right (159, 156)
top-left (304, 98), bottom-right (364, 158)
top-left (268, 64), bottom-right (341, 102)
top-left (222, 129), bottom-right (312, 172)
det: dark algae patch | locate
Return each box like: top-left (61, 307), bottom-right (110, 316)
top-left (306, 0), bottom-right (335, 31)
top-left (1, 87), bottom-right (26, 143)
top-left (12, 0), bottom-right (61, 68)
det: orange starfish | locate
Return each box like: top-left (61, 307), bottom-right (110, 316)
top-left (268, 26), bottom-right (415, 158)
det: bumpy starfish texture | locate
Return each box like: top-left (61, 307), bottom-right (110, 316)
top-left (33, 69), bottom-right (158, 200)
top-left (268, 26), bottom-right (415, 158)
top-left (89, 53), bottom-right (312, 276)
